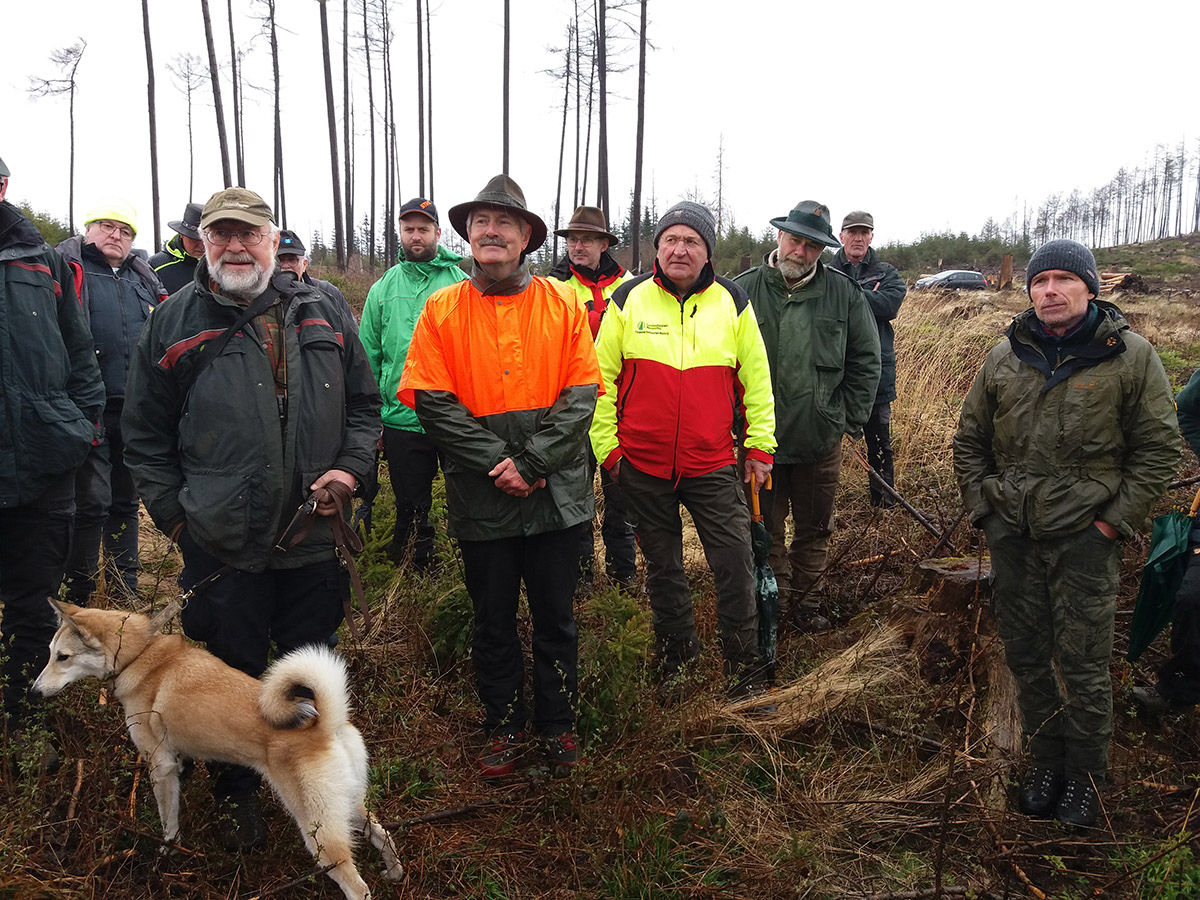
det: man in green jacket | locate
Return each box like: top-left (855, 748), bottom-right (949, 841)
top-left (954, 239), bottom-right (1178, 827)
top-left (734, 201), bottom-right (880, 632)
top-left (829, 210), bottom-right (907, 508)
top-left (360, 198), bottom-right (467, 570)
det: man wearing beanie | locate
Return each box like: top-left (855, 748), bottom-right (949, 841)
top-left (954, 238), bottom-right (1178, 826)
top-left (734, 201), bottom-right (881, 633)
top-left (590, 200), bottom-right (777, 706)
top-left (56, 201), bottom-right (167, 604)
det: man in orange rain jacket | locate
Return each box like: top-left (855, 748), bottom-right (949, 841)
top-left (399, 175), bottom-right (601, 779)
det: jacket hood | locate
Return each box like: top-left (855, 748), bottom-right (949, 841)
top-left (397, 242), bottom-right (464, 268)
top-left (0, 201), bottom-right (51, 257)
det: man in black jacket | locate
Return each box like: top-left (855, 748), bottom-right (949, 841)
top-left (829, 211), bottom-right (906, 507)
top-left (148, 202), bottom-right (204, 295)
top-left (0, 156), bottom-right (105, 743)
top-left (57, 201), bottom-right (167, 603)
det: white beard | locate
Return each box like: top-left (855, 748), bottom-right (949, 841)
top-left (777, 255), bottom-right (817, 282)
top-left (211, 253), bottom-right (273, 299)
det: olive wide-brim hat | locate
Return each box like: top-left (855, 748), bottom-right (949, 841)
top-left (448, 174), bottom-right (547, 254)
top-left (769, 200), bottom-right (841, 248)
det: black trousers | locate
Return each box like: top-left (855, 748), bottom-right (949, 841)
top-left (177, 529), bottom-right (346, 797)
top-left (864, 402), bottom-right (894, 507)
top-left (578, 451), bottom-right (637, 582)
top-left (0, 471), bottom-right (75, 724)
top-left (64, 402), bottom-right (140, 601)
top-left (459, 525), bottom-right (582, 736)
top-left (382, 426), bottom-right (439, 568)
top-left (1158, 535), bottom-right (1200, 705)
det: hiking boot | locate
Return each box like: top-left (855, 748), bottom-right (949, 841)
top-left (1055, 778), bottom-right (1100, 827)
top-left (217, 792), bottom-right (268, 852)
top-left (789, 604), bottom-right (832, 635)
top-left (543, 731), bottom-right (580, 776)
top-left (1016, 766), bottom-right (1064, 818)
top-left (728, 680), bottom-right (777, 717)
top-left (1131, 684), bottom-right (1193, 717)
top-left (478, 730), bottom-right (526, 778)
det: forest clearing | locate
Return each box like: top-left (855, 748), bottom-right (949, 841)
top-left (4, 283), bottom-right (1200, 900)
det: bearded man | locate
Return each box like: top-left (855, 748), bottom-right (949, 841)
top-left (733, 201), bottom-right (880, 632)
top-left (122, 187), bottom-right (381, 850)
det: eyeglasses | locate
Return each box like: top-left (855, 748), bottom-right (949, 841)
top-left (94, 220), bottom-right (135, 241)
top-left (660, 234), bottom-right (705, 251)
top-left (205, 227), bottom-right (268, 246)
top-left (566, 235), bottom-right (601, 246)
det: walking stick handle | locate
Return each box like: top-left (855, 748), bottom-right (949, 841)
top-left (751, 474), bottom-right (771, 519)
top-left (1189, 483), bottom-right (1200, 518)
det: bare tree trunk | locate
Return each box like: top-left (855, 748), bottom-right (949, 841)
top-left (269, 0), bottom-right (286, 225)
top-left (142, 0), bottom-right (162, 250)
top-left (363, 0), bottom-right (377, 272)
top-left (381, 0), bottom-right (396, 263)
top-left (580, 17), bottom-right (596, 203)
top-left (715, 134), bottom-right (725, 236)
top-left (227, 0), bottom-right (245, 185)
top-left (572, 0), bottom-right (582, 209)
top-left (596, 0), bottom-right (609, 218)
top-left (416, 0), bottom-right (426, 196)
top-left (318, 0), bottom-right (346, 269)
top-left (502, 0), bottom-right (510, 174)
top-left (631, 0), bottom-right (648, 273)
top-left (343, 0), bottom-right (354, 258)
top-left (30, 42), bottom-right (88, 232)
top-left (426, 0), bottom-right (435, 202)
top-left (200, 0), bottom-right (232, 187)
top-left (553, 29), bottom-right (572, 263)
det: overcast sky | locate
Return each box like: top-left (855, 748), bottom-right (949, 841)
top-left (3, 0), bottom-right (1199, 262)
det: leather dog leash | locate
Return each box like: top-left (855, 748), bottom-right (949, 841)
top-left (277, 480), bottom-right (372, 640)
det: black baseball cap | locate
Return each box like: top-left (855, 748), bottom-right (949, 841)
top-left (399, 197), bottom-right (439, 225)
top-left (277, 229), bottom-right (307, 257)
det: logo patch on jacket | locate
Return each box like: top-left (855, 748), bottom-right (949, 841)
top-left (636, 321), bottom-right (669, 334)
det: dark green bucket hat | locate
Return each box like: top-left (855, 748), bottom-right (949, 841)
top-left (770, 200), bottom-right (841, 248)
top-left (448, 174), bottom-right (547, 254)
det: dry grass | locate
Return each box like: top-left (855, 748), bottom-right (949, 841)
top-left (5, 288), bottom-right (1200, 899)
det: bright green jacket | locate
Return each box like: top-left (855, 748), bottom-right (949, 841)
top-left (954, 302), bottom-right (1179, 540)
top-left (360, 245), bottom-right (467, 430)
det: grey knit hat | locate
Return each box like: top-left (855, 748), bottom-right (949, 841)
top-left (653, 201), bottom-right (717, 259)
top-left (1026, 239), bottom-right (1100, 297)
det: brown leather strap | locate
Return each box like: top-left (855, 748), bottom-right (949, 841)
top-left (277, 480), bottom-right (372, 640)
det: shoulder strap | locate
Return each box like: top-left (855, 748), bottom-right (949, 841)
top-left (185, 285), bottom-right (281, 394)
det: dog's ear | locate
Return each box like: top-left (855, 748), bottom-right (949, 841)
top-left (47, 597), bottom-right (82, 628)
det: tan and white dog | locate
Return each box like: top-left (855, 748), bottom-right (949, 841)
top-left (32, 600), bottom-right (403, 900)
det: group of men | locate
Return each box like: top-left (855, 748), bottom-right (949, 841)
top-left (2, 150), bottom-right (1196, 842)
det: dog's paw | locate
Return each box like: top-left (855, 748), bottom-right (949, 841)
top-left (382, 861), bottom-right (405, 882)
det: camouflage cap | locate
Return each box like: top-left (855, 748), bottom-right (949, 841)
top-left (200, 187), bottom-right (275, 229)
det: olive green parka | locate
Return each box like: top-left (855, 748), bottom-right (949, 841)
top-left (953, 302), bottom-right (1179, 540)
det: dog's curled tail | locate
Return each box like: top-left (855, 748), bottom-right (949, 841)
top-left (258, 645), bottom-right (352, 731)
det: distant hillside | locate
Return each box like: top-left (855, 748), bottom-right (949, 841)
top-left (1092, 233), bottom-right (1200, 291)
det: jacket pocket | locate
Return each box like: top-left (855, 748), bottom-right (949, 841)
top-left (178, 472), bottom-right (251, 557)
top-left (23, 393), bottom-right (95, 474)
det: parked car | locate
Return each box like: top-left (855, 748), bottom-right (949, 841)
top-left (913, 270), bottom-right (988, 291)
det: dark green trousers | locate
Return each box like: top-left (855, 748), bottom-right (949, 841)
top-left (986, 521), bottom-right (1120, 782)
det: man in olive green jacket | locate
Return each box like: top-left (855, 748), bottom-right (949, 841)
top-left (954, 239), bottom-right (1178, 828)
top-left (734, 201), bottom-right (880, 631)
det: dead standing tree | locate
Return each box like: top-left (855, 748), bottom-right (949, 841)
top-left (502, 0), bottom-right (510, 174)
top-left (226, 0), bottom-right (246, 186)
top-left (317, 0), bottom-right (346, 269)
top-left (361, 0), bottom-right (377, 271)
top-left (550, 22), bottom-right (575, 263)
top-left (343, 0), bottom-right (355, 258)
top-left (199, 0), bottom-right (232, 187)
top-left (141, 1), bottom-right (162, 251)
top-left (167, 54), bottom-right (206, 203)
top-left (630, 0), bottom-right (648, 272)
top-left (416, 0), bottom-right (426, 195)
top-left (28, 40), bottom-right (87, 233)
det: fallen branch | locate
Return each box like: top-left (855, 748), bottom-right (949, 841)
top-left (846, 550), bottom-right (904, 568)
top-left (838, 886), bottom-right (969, 900)
top-left (848, 447), bottom-right (960, 554)
top-left (66, 759), bottom-right (84, 821)
top-left (246, 861), bottom-right (340, 899)
top-left (380, 801), bottom-right (495, 829)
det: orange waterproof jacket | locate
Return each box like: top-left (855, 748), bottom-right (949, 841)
top-left (398, 271), bottom-right (602, 539)
top-left (590, 262), bottom-right (776, 481)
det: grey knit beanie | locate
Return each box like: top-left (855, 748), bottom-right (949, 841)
top-left (1026, 239), bottom-right (1100, 297)
top-left (653, 201), bottom-right (717, 259)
